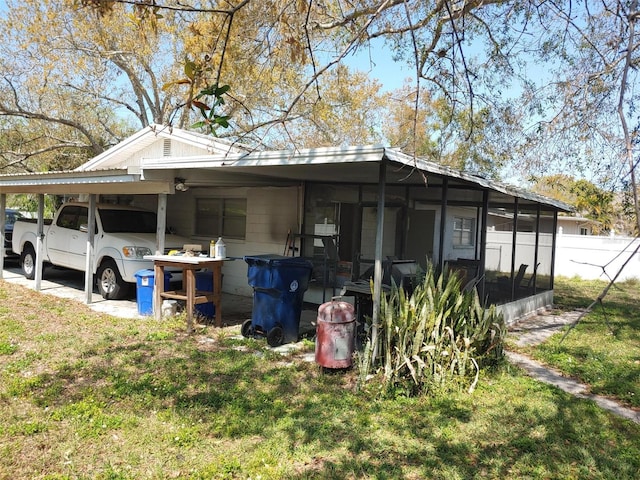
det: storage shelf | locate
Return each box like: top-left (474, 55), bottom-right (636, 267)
top-left (160, 290), bottom-right (216, 305)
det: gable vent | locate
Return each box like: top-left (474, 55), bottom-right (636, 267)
top-left (163, 138), bottom-right (172, 156)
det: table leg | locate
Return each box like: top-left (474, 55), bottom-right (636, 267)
top-left (153, 263), bottom-right (163, 321)
top-left (185, 268), bottom-right (195, 333)
top-left (213, 262), bottom-right (223, 327)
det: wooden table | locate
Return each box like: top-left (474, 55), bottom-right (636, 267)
top-left (144, 255), bottom-right (225, 332)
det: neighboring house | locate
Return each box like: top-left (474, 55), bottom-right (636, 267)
top-left (556, 215), bottom-right (598, 236)
top-left (488, 210), bottom-right (596, 236)
top-left (0, 125), bottom-right (572, 323)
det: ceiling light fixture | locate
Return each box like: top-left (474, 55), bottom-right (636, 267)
top-left (174, 178), bottom-right (189, 192)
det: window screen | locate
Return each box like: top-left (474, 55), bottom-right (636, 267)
top-left (195, 198), bottom-right (247, 239)
top-left (453, 217), bottom-right (475, 247)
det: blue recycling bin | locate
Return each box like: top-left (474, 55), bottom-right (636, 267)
top-left (194, 270), bottom-right (215, 319)
top-left (243, 255), bottom-right (314, 346)
top-left (135, 269), bottom-right (172, 316)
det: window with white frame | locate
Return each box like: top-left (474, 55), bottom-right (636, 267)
top-left (453, 216), bottom-right (475, 247)
top-left (195, 198), bottom-right (247, 239)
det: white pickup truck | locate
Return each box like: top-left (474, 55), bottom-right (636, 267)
top-left (12, 202), bottom-right (191, 299)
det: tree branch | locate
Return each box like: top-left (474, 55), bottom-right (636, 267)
top-left (0, 78), bottom-right (106, 155)
top-left (617, 1), bottom-right (640, 233)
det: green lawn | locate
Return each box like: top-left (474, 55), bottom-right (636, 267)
top-left (520, 276), bottom-right (640, 408)
top-left (1, 279), bottom-right (639, 479)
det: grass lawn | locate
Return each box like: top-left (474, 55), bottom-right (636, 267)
top-left (1, 279), bottom-right (639, 479)
top-left (516, 276), bottom-right (640, 409)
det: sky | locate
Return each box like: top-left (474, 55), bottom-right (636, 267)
top-left (343, 39), bottom-right (412, 93)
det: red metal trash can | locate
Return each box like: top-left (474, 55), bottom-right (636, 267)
top-left (315, 298), bottom-right (356, 369)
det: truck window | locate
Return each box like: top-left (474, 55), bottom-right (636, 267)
top-left (5, 210), bottom-right (24, 225)
top-left (56, 206), bottom-right (85, 230)
top-left (99, 209), bottom-right (157, 233)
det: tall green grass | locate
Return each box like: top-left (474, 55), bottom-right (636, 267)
top-left (359, 266), bottom-right (505, 395)
top-left (1, 279), bottom-right (640, 479)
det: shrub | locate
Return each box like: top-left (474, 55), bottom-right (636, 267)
top-left (358, 265), bottom-right (505, 395)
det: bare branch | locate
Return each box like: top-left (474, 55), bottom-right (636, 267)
top-left (617, 0), bottom-right (640, 233)
top-left (562, 238), bottom-right (640, 340)
top-left (0, 78), bottom-right (105, 155)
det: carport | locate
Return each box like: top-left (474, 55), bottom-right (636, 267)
top-left (0, 168), bottom-right (175, 303)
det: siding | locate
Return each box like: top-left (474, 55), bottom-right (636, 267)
top-left (164, 186), bottom-right (301, 296)
top-left (105, 141), bottom-right (213, 169)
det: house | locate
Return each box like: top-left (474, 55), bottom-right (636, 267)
top-left (0, 124), bottom-right (572, 323)
top-left (556, 215), bottom-right (598, 235)
top-left (489, 210), bottom-right (596, 236)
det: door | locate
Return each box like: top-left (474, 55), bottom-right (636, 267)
top-left (338, 203), bottom-right (357, 262)
top-left (47, 205), bottom-right (89, 270)
top-left (358, 206), bottom-right (400, 275)
top-left (406, 209), bottom-right (435, 269)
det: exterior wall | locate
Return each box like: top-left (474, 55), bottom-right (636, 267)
top-left (442, 206), bottom-right (480, 262)
top-left (557, 218), bottom-right (592, 235)
top-left (156, 187), bottom-right (488, 301)
top-left (108, 140), bottom-right (211, 169)
top-left (163, 185), bottom-right (301, 297)
top-left (412, 204), bottom-right (484, 263)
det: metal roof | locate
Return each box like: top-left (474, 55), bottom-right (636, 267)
top-left (0, 127), bottom-right (573, 211)
top-left (384, 149), bottom-right (573, 211)
top-left (0, 168), bottom-right (172, 195)
top-left (138, 143), bottom-right (572, 211)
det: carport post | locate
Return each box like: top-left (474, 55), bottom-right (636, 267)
top-left (84, 195), bottom-right (96, 304)
top-left (34, 194), bottom-right (45, 291)
top-left (0, 194), bottom-right (6, 278)
top-left (155, 193), bottom-right (167, 255)
top-left (152, 193), bottom-right (168, 315)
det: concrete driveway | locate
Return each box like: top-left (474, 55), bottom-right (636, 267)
top-left (0, 259), bottom-right (317, 337)
top-left (0, 259), bottom-right (252, 322)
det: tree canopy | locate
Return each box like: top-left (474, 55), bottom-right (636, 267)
top-left (531, 174), bottom-right (620, 234)
top-left (1, 0), bottom-right (640, 229)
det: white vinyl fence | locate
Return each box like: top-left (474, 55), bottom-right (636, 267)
top-left (555, 233), bottom-right (640, 281)
top-left (485, 231), bottom-right (640, 281)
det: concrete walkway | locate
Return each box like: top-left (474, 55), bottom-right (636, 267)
top-left (506, 310), bottom-right (640, 424)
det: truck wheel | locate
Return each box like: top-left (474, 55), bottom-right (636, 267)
top-left (20, 244), bottom-right (37, 280)
top-left (97, 259), bottom-right (129, 300)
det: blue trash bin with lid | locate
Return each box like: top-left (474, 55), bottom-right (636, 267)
top-left (135, 269), bottom-right (172, 316)
top-left (243, 254), bottom-right (314, 346)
